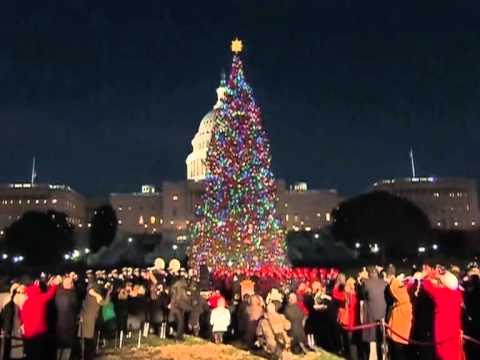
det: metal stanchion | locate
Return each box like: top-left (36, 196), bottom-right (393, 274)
top-left (95, 330), bottom-right (101, 353)
top-left (119, 330), bottom-right (124, 349)
top-left (380, 319), bottom-right (388, 360)
top-left (137, 329), bottom-right (142, 348)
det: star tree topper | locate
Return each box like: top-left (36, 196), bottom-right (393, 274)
top-left (231, 38), bottom-right (243, 53)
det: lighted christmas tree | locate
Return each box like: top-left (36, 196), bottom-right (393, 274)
top-left (188, 39), bottom-right (289, 271)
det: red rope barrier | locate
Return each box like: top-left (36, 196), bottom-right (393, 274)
top-left (385, 324), bottom-right (460, 347)
top-left (340, 321), bottom-right (480, 347)
top-left (341, 322), bottom-right (379, 331)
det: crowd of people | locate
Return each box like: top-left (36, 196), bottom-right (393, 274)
top-left (0, 258), bottom-right (479, 360)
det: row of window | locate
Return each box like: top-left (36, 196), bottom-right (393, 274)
top-left (284, 212), bottom-right (331, 223)
top-left (1, 198), bottom-right (58, 205)
top-left (436, 220), bottom-right (477, 227)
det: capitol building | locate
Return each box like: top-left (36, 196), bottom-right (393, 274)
top-left (109, 75), bottom-right (343, 242)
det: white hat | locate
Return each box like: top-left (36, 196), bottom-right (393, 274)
top-left (154, 257), bottom-right (165, 270)
top-left (168, 259), bottom-right (181, 272)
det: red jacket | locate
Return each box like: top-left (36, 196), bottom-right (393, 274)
top-left (423, 279), bottom-right (464, 360)
top-left (20, 283), bottom-right (58, 339)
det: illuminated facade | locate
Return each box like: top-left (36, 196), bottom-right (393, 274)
top-left (0, 183), bottom-right (87, 233)
top-left (276, 181), bottom-right (342, 231)
top-left (110, 181), bottom-right (204, 242)
top-left (371, 177), bottom-right (480, 230)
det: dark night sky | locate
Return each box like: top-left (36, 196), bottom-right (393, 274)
top-left (1, 0), bottom-right (480, 197)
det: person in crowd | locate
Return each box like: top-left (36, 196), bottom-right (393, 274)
top-left (189, 287), bottom-right (209, 337)
top-left (336, 277), bottom-right (359, 360)
top-left (283, 292), bottom-right (308, 354)
top-left (236, 293), bottom-right (250, 341)
top-left (244, 294), bottom-right (264, 348)
top-left (359, 266), bottom-right (386, 360)
top-left (1, 283), bottom-right (26, 360)
top-left (210, 296), bottom-right (231, 344)
top-left (168, 260), bottom-right (190, 340)
top-left (55, 276), bottom-right (78, 360)
top-left (422, 269), bottom-right (463, 360)
top-left (21, 275), bottom-right (61, 360)
top-left (386, 274), bottom-right (412, 360)
top-left (257, 301), bottom-right (291, 359)
top-left (463, 262), bottom-right (480, 360)
top-left (79, 281), bottom-right (111, 360)
top-left (150, 283), bottom-right (170, 337)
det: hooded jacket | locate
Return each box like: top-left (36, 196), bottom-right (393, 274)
top-left (20, 283), bottom-right (57, 339)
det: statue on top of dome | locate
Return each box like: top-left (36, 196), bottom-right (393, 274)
top-left (214, 70), bottom-right (227, 110)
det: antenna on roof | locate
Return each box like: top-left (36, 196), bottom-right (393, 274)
top-left (409, 148), bottom-right (416, 178)
top-left (31, 156), bottom-right (37, 185)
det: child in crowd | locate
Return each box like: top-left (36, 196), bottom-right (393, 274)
top-left (210, 296), bottom-right (231, 344)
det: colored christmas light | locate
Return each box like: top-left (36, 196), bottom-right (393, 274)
top-left (188, 44), bottom-right (289, 271)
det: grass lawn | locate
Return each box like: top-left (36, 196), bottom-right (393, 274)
top-left (98, 335), bottom-right (345, 360)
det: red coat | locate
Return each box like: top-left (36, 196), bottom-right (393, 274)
top-left (20, 283), bottom-right (58, 339)
top-left (423, 279), bottom-right (464, 360)
top-left (333, 286), bottom-right (357, 330)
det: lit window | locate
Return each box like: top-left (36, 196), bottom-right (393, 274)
top-left (433, 192), bottom-right (439, 198)
top-left (284, 203), bottom-right (288, 208)
top-left (52, 199), bottom-right (57, 204)
top-left (316, 213), bottom-right (321, 217)
top-left (153, 228), bottom-right (157, 233)
top-left (144, 224), bottom-right (148, 229)
top-left (150, 216), bottom-right (156, 224)
top-left (454, 221), bottom-right (459, 227)
top-left (437, 222), bottom-right (441, 227)
top-left (118, 207), bottom-right (123, 211)
top-left (138, 216), bottom-right (144, 225)
top-left (300, 221), bottom-right (304, 226)
top-left (294, 215), bottom-right (298, 222)
top-left (160, 219), bottom-right (164, 224)
top-left (26, 200), bottom-right (30, 204)
top-left (118, 220), bottom-right (122, 225)
top-left (472, 221), bottom-right (476, 226)
top-left (10, 200), bottom-right (13, 204)
top-left (43, 200), bottom-right (47, 204)
top-left (87, 223), bottom-right (91, 228)
top-left (170, 220), bottom-right (174, 225)
top-left (326, 212), bottom-right (331, 222)
top-left (18, 200), bottom-right (22, 204)
top-left (172, 195), bottom-right (179, 201)
top-left (285, 214), bottom-right (289, 222)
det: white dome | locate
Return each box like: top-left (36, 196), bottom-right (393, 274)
top-left (186, 76), bottom-right (227, 182)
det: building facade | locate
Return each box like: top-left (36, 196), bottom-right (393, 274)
top-left (0, 183), bottom-right (87, 233)
top-left (276, 181), bottom-right (342, 231)
top-left (110, 181), bottom-right (204, 242)
top-left (371, 177), bottom-right (480, 230)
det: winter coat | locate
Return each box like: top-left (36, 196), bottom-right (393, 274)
top-left (284, 303), bottom-right (306, 344)
top-left (55, 288), bottom-right (78, 348)
top-left (257, 312), bottom-right (291, 354)
top-left (150, 292), bottom-right (170, 324)
top-left (210, 307), bottom-right (231, 332)
top-left (387, 278), bottom-right (412, 345)
top-left (423, 279), bottom-right (463, 360)
top-left (170, 278), bottom-right (190, 312)
top-left (360, 277), bottom-right (386, 342)
top-left (1, 298), bottom-right (24, 359)
top-left (79, 290), bottom-right (103, 339)
top-left (20, 283), bottom-right (58, 339)
top-left (244, 295), bottom-right (264, 347)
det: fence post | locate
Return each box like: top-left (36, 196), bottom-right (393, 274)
top-left (380, 319), bottom-right (388, 360)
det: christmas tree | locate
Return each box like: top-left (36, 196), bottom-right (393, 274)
top-left (188, 39), bottom-right (289, 271)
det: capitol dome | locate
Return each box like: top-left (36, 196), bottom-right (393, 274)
top-left (186, 75), bottom-right (226, 181)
